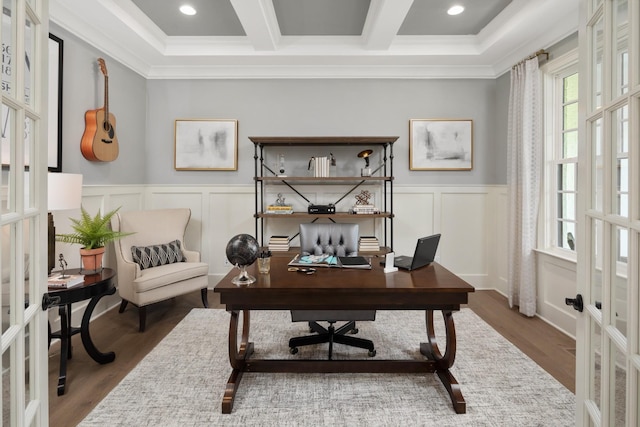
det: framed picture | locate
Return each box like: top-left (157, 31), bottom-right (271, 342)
top-left (174, 119), bottom-right (238, 171)
top-left (409, 119), bottom-right (473, 171)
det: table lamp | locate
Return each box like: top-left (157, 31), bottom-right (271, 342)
top-left (47, 173), bottom-right (83, 274)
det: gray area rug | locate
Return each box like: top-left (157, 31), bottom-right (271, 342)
top-left (80, 309), bottom-right (574, 426)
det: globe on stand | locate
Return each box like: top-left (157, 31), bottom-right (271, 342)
top-left (225, 234), bottom-right (259, 286)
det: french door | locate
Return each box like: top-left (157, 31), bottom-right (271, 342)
top-left (1, 0), bottom-right (49, 425)
top-left (576, 0), bottom-right (639, 425)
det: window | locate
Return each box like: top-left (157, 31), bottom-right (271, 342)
top-left (542, 52), bottom-right (579, 254)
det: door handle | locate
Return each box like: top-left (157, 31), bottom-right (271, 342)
top-left (565, 294), bottom-right (583, 312)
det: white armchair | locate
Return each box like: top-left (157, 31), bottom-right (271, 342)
top-left (111, 208), bottom-right (209, 332)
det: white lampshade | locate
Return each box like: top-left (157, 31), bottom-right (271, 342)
top-left (47, 173), bottom-right (83, 211)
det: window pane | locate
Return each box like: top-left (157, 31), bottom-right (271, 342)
top-left (558, 220), bottom-right (576, 250)
top-left (563, 73), bottom-right (579, 102)
top-left (559, 193), bottom-right (576, 220)
top-left (563, 102), bottom-right (579, 130)
top-left (1, 105), bottom-right (15, 213)
top-left (563, 130), bottom-right (578, 158)
top-left (24, 15), bottom-right (33, 107)
top-left (559, 163), bottom-right (576, 191)
top-left (612, 344), bottom-right (627, 425)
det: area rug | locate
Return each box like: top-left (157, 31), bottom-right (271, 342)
top-left (80, 309), bottom-right (574, 426)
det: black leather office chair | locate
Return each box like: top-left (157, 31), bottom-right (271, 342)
top-left (289, 223), bottom-right (376, 359)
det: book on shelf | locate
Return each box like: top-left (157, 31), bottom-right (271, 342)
top-left (266, 205), bottom-right (293, 214)
top-left (48, 273), bottom-right (85, 289)
top-left (358, 236), bottom-right (380, 252)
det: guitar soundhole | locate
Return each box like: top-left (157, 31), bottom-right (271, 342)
top-left (103, 121), bottom-right (114, 139)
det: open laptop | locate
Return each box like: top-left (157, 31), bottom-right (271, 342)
top-left (391, 234), bottom-right (441, 271)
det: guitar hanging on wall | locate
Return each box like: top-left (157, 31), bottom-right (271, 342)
top-left (81, 58), bottom-right (119, 162)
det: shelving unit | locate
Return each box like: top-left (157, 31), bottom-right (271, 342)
top-left (250, 136), bottom-right (397, 251)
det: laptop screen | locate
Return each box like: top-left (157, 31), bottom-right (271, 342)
top-left (411, 234), bottom-right (441, 268)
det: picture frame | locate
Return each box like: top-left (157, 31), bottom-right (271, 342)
top-left (174, 119), bottom-right (238, 171)
top-left (409, 119), bottom-right (473, 171)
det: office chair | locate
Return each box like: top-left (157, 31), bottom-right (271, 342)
top-left (288, 223), bottom-right (376, 360)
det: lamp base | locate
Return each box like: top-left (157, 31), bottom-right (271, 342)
top-left (231, 265), bottom-right (256, 286)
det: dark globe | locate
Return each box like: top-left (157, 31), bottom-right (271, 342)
top-left (226, 234), bottom-right (259, 267)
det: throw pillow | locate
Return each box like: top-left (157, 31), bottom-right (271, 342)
top-left (131, 240), bottom-right (186, 270)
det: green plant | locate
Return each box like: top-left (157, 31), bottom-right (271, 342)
top-left (56, 206), bottom-right (132, 249)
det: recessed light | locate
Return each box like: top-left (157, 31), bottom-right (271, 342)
top-left (447, 5), bottom-right (465, 16)
top-left (179, 5), bottom-right (197, 16)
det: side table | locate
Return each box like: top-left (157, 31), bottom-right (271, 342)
top-left (42, 267), bottom-right (116, 396)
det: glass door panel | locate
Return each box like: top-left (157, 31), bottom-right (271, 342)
top-left (590, 320), bottom-right (602, 412)
top-left (613, 226), bottom-right (628, 338)
top-left (612, 0), bottom-right (628, 96)
top-left (591, 14), bottom-right (604, 110)
top-left (613, 105), bottom-right (628, 217)
top-left (591, 117), bottom-right (603, 211)
top-left (591, 219), bottom-right (603, 307)
top-left (610, 344), bottom-right (627, 426)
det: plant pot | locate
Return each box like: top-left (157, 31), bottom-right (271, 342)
top-left (79, 247), bottom-right (105, 273)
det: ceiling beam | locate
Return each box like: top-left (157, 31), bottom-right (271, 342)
top-left (229, 0), bottom-right (280, 51)
top-left (363, 0), bottom-right (414, 50)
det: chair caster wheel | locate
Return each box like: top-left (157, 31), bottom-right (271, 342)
top-left (368, 349), bottom-right (376, 357)
top-left (290, 347), bottom-right (298, 354)
top-left (350, 328), bottom-right (359, 334)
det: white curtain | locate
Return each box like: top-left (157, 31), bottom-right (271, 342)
top-left (507, 57), bottom-right (542, 317)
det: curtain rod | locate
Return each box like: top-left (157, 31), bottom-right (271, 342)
top-left (512, 49), bottom-right (549, 69)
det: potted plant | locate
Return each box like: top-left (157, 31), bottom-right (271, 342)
top-left (56, 206), bottom-right (132, 272)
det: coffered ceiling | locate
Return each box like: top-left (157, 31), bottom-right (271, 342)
top-left (50, 0), bottom-right (579, 79)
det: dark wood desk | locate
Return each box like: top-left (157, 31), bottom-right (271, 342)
top-left (42, 268), bottom-right (116, 395)
top-left (214, 257), bottom-right (475, 414)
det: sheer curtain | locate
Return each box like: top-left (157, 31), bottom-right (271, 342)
top-left (506, 57), bottom-right (542, 317)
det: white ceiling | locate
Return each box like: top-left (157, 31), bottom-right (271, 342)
top-left (50, 0), bottom-right (579, 79)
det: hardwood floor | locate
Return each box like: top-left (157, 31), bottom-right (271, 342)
top-left (48, 289), bottom-right (576, 426)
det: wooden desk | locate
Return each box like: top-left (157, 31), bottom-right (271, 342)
top-left (42, 268), bottom-right (116, 395)
top-left (214, 257), bottom-right (475, 414)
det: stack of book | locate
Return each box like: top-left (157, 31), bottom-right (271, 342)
top-left (266, 205), bottom-right (293, 214)
top-left (268, 235), bottom-right (290, 252)
top-left (351, 204), bottom-right (379, 214)
top-left (48, 273), bottom-right (85, 289)
top-left (358, 236), bottom-right (380, 252)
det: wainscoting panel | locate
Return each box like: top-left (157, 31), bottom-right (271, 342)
top-left (536, 252), bottom-right (577, 337)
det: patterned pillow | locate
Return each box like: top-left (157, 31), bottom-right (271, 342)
top-left (131, 240), bottom-right (186, 270)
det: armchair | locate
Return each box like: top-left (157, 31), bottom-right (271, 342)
top-left (111, 208), bottom-right (209, 332)
top-left (289, 223), bottom-right (376, 359)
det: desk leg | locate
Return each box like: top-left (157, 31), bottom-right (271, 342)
top-left (222, 310), bottom-right (253, 414)
top-left (420, 310), bottom-right (466, 414)
top-left (80, 287), bottom-right (116, 364)
top-left (56, 304), bottom-right (70, 396)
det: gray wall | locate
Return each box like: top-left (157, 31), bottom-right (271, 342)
top-left (146, 78), bottom-right (506, 185)
top-left (51, 24), bottom-right (147, 185)
top-left (53, 26), bottom-right (585, 187)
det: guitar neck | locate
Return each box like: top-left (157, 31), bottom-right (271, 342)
top-left (104, 75), bottom-right (109, 118)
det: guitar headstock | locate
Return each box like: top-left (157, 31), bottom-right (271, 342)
top-left (98, 58), bottom-right (108, 77)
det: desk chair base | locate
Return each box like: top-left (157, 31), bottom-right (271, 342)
top-left (289, 321), bottom-right (376, 360)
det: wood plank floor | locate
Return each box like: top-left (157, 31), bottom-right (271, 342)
top-left (48, 289), bottom-right (576, 426)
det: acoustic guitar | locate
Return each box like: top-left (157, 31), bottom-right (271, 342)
top-left (81, 58), bottom-right (119, 162)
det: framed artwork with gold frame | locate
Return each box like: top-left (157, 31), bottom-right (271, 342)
top-left (174, 119), bottom-right (238, 171)
top-left (409, 119), bottom-right (473, 171)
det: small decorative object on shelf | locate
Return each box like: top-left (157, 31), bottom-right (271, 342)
top-left (357, 149), bottom-right (373, 176)
top-left (268, 235), bottom-right (290, 251)
top-left (277, 154), bottom-right (286, 177)
top-left (225, 234), bottom-right (259, 286)
top-left (266, 193), bottom-right (293, 214)
top-left (351, 190), bottom-right (379, 214)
